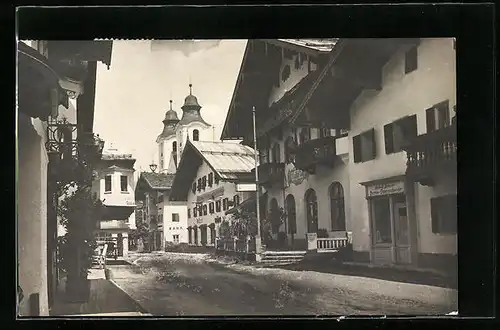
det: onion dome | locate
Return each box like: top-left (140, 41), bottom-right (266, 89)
top-left (158, 100), bottom-right (179, 139)
top-left (178, 84), bottom-right (210, 126)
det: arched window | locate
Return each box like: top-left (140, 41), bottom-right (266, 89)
top-left (272, 143), bottom-right (281, 163)
top-left (193, 129), bottom-right (199, 141)
top-left (285, 194), bottom-right (297, 235)
top-left (172, 141), bottom-right (177, 152)
top-left (330, 182), bottom-right (346, 231)
top-left (269, 198), bottom-right (281, 234)
top-left (305, 189), bottom-right (318, 233)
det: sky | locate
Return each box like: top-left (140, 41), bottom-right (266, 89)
top-left (93, 39), bottom-right (247, 173)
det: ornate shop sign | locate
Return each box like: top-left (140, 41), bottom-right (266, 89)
top-left (367, 181), bottom-right (405, 198)
top-left (287, 168), bottom-right (309, 186)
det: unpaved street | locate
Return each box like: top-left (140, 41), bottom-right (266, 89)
top-left (108, 252), bottom-right (458, 316)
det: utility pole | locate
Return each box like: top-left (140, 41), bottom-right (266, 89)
top-left (252, 106), bottom-right (263, 261)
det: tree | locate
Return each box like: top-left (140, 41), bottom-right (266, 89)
top-left (129, 222), bottom-right (150, 252)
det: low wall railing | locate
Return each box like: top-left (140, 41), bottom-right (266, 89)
top-left (317, 237), bottom-right (349, 253)
top-left (215, 237), bottom-right (256, 254)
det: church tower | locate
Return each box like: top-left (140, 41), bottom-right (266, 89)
top-left (175, 84), bottom-right (211, 162)
top-left (156, 100), bottom-right (180, 173)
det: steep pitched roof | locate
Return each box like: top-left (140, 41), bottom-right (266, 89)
top-left (140, 172), bottom-right (175, 190)
top-left (169, 140), bottom-right (256, 201)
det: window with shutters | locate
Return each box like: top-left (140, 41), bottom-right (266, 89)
top-left (216, 200), bottom-right (221, 212)
top-left (105, 175), bottom-right (112, 193)
top-left (384, 115), bottom-right (418, 154)
top-left (319, 128), bottom-right (331, 138)
top-left (197, 178), bottom-right (202, 191)
top-left (209, 202), bottom-right (214, 214)
top-left (431, 194), bottom-right (457, 234)
top-left (120, 176), bottom-right (128, 192)
top-left (426, 100), bottom-right (450, 133)
top-left (214, 175), bottom-right (220, 185)
top-left (353, 129), bottom-right (377, 163)
top-left (208, 173), bottom-right (214, 187)
top-left (202, 176), bottom-right (207, 190)
top-left (193, 207), bottom-right (198, 217)
top-left (203, 204), bottom-right (208, 216)
top-left (404, 46), bottom-right (418, 74)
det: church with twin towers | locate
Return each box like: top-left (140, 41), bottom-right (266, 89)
top-left (155, 83), bottom-right (213, 174)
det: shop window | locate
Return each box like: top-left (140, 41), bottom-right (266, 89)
top-left (384, 115), bottom-right (418, 154)
top-left (208, 173), bottom-right (214, 187)
top-left (172, 213), bottom-right (180, 222)
top-left (372, 198), bottom-right (392, 244)
top-left (105, 175), bottom-right (112, 193)
top-left (209, 202), bottom-right (214, 214)
top-left (431, 194), bottom-right (457, 234)
top-left (173, 234), bottom-right (179, 244)
top-left (203, 204), bottom-right (208, 216)
top-left (404, 46), bottom-right (418, 74)
top-left (329, 182), bottom-right (346, 231)
top-left (426, 100), bottom-right (450, 133)
top-left (120, 176), bottom-right (128, 192)
top-left (216, 200), bottom-right (221, 212)
top-left (353, 128), bottom-right (377, 163)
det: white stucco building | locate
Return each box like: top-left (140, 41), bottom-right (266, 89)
top-left (169, 140), bottom-right (256, 246)
top-left (92, 146), bottom-right (137, 257)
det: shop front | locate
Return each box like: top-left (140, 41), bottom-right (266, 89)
top-left (362, 176), bottom-right (417, 266)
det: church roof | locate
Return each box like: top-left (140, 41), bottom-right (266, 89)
top-left (158, 100), bottom-right (180, 140)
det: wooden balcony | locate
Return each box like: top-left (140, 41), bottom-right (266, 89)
top-left (253, 162), bottom-right (285, 189)
top-left (294, 136), bottom-right (338, 174)
top-left (402, 124), bottom-right (457, 186)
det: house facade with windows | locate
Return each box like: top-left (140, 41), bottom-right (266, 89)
top-left (92, 146), bottom-right (137, 257)
top-left (134, 172), bottom-right (178, 250)
top-left (221, 39), bottom-right (351, 250)
top-left (289, 38), bottom-right (457, 272)
top-left (169, 140), bottom-right (256, 246)
top-left (156, 85), bottom-right (212, 174)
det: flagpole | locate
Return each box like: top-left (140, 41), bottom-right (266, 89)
top-left (252, 106), bottom-right (263, 261)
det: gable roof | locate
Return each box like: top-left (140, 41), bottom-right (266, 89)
top-left (169, 140), bottom-right (256, 201)
top-left (220, 39), bottom-right (338, 141)
top-left (139, 172), bottom-right (175, 190)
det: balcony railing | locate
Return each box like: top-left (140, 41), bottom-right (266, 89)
top-left (403, 124), bottom-right (457, 184)
top-left (294, 136), bottom-right (338, 173)
top-left (253, 162), bottom-right (285, 188)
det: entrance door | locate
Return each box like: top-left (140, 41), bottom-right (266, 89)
top-left (200, 226), bottom-right (207, 246)
top-left (393, 202), bottom-right (411, 264)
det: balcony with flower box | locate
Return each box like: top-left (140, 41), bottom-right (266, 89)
top-left (294, 136), bottom-right (338, 174)
top-left (402, 123), bottom-right (457, 186)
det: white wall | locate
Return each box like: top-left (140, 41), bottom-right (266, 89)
top-left (175, 121), bottom-right (212, 161)
top-left (95, 167), bottom-right (136, 208)
top-left (347, 38), bottom-right (456, 254)
top-left (17, 118), bottom-right (49, 316)
top-left (186, 160), bottom-right (252, 243)
top-left (162, 201), bottom-right (189, 244)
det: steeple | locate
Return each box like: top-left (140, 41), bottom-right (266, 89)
top-left (178, 83), bottom-right (210, 126)
top-left (158, 99), bottom-right (179, 139)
